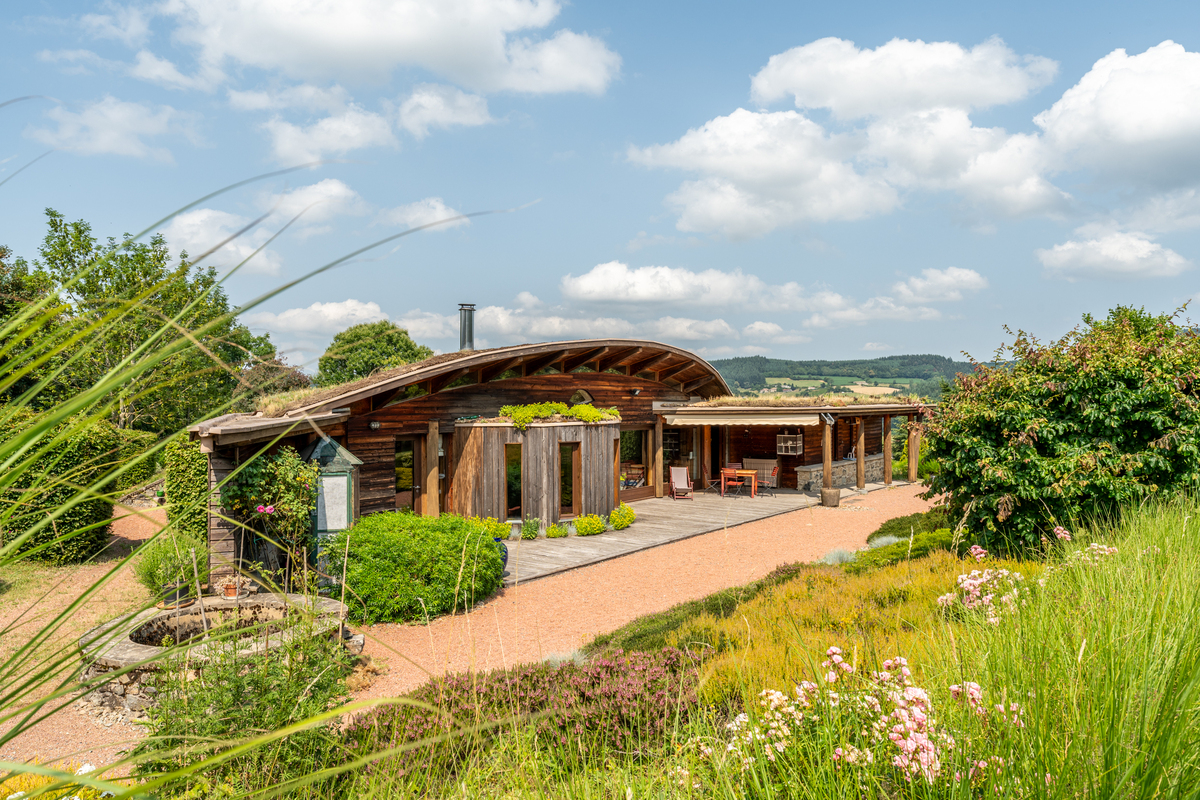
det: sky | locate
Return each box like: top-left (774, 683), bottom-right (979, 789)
top-left (4, 0), bottom-right (1200, 370)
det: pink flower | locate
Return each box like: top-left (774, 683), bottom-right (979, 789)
top-left (265, 505), bottom-right (275, 514)
top-left (969, 545), bottom-right (988, 562)
top-left (1054, 525), bottom-right (1071, 541)
top-left (256, 505), bottom-right (266, 513)
top-left (825, 670), bottom-right (838, 684)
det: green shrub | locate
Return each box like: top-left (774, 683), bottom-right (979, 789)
top-left (328, 512), bottom-right (504, 624)
top-left (164, 438), bottom-right (208, 541)
top-left (134, 531), bottom-right (209, 594)
top-left (866, 508), bottom-right (948, 545)
top-left (497, 402), bottom-right (620, 430)
top-left (546, 523), bottom-right (569, 538)
top-left (844, 527), bottom-right (956, 574)
top-left (520, 517), bottom-right (540, 540)
top-left (115, 428), bottom-right (158, 491)
top-left (469, 516), bottom-right (511, 540)
top-left (927, 306), bottom-right (1200, 550)
top-left (0, 409), bottom-right (118, 564)
top-left (609, 502), bottom-right (636, 530)
top-left (573, 514), bottom-right (607, 536)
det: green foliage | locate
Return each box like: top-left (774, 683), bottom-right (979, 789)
top-left (220, 446), bottom-right (320, 556)
top-left (164, 438), bottom-right (209, 541)
top-left (0, 409), bottom-right (116, 564)
top-left (711, 353), bottom-right (971, 391)
top-left (546, 523), bottom-right (569, 538)
top-left (19, 209), bottom-right (275, 434)
top-left (843, 528), bottom-right (956, 574)
top-left (229, 356), bottom-right (312, 413)
top-left (328, 512), bottom-right (504, 624)
top-left (573, 514), bottom-right (607, 536)
top-left (468, 515), bottom-right (511, 540)
top-left (609, 502), bottom-right (636, 530)
top-left (927, 306), bottom-right (1200, 550)
top-left (114, 428), bottom-right (158, 490)
top-left (497, 401), bottom-right (620, 430)
top-left (866, 508), bottom-right (948, 545)
top-left (520, 517), bottom-right (540, 540)
top-left (315, 320), bottom-right (432, 386)
top-left (134, 531), bottom-right (208, 594)
top-left (134, 619), bottom-right (351, 795)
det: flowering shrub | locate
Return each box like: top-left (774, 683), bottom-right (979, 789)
top-left (609, 502), bottom-right (636, 530)
top-left (546, 523), bottom-right (569, 538)
top-left (342, 647), bottom-right (702, 778)
top-left (520, 517), bottom-right (540, 540)
top-left (574, 514), bottom-right (607, 536)
top-left (937, 566), bottom-right (1026, 625)
top-left (688, 647), bottom-right (1021, 791)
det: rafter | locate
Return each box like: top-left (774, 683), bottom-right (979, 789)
top-left (480, 356), bottom-right (523, 383)
top-left (370, 386), bottom-right (405, 411)
top-left (626, 350), bottom-right (674, 375)
top-left (521, 349), bottom-right (568, 376)
top-left (429, 367), bottom-right (476, 394)
top-left (562, 346), bottom-right (609, 373)
top-left (596, 347), bottom-right (641, 373)
top-left (656, 361), bottom-right (693, 383)
top-left (681, 375), bottom-right (717, 394)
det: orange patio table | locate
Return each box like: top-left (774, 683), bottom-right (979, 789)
top-left (735, 469), bottom-right (758, 498)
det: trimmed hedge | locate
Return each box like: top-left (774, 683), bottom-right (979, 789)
top-left (844, 528), bottom-right (956, 574)
top-left (328, 512), bottom-right (504, 624)
top-left (0, 410), bottom-right (118, 563)
top-left (164, 438), bottom-right (208, 541)
top-left (115, 428), bottom-right (158, 491)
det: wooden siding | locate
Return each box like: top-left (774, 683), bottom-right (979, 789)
top-left (207, 456), bottom-right (238, 577)
top-left (453, 421), bottom-right (620, 523)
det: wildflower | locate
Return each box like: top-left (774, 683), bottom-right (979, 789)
top-left (75, 764), bottom-right (96, 775)
top-left (1053, 525), bottom-right (1071, 541)
top-left (969, 544), bottom-right (988, 562)
top-left (256, 505), bottom-right (266, 513)
top-left (265, 505), bottom-right (275, 514)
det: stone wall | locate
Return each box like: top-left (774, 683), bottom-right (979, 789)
top-left (795, 453), bottom-right (886, 491)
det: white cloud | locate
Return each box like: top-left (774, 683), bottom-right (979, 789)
top-left (161, 209), bottom-right (282, 275)
top-left (863, 342), bottom-right (892, 351)
top-left (1036, 231), bottom-right (1191, 280)
top-left (26, 96), bottom-right (188, 161)
top-left (630, 109), bottom-right (898, 236)
top-left (262, 106), bottom-right (396, 164)
top-left (159, 0), bottom-right (619, 95)
top-left (228, 84), bottom-right (349, 113)
top-left (1035, 41), bottom-right (1200, 187)
top-left (37, 49), bottom-right (118, 75)
top-left (1125, 189), bottom-right (1200, 233)
top-left (394, 309), bottom-right (459, 341)
top-left (741, 321), bottom-right (811, 344)
top-left (81, 4), bottom-right (150, 46)
top-left (263, 179), bottom-right (367, 225)
top-left (377, 197), bottom-right (468, 230)
top-left (397, 84), bottom-right (492, 139)
top-left (891, 267), bottom-right (988, 303)
top-left (805, 296), bottom-right (941, 328)
top-left (751, 36), bottom-right (1057, 119)
top-left (129, 50), bottom-right (222, 91)
top-left (245, 299), bottom-right (388, 335)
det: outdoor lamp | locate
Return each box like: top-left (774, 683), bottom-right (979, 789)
top-left (369, 420), bottom-right (381, 430)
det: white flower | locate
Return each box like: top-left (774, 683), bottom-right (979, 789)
top-left (75, 763), bottom-right (96, 775)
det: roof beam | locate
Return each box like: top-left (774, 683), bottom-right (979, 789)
top-left (429, 367), bottom-right (476, 395)
top-left (480, 356), bottom-right (523, 383)
top-left (681, 375), bottom-right (717, 394)
top-left (597, 347), bottom-right (640, 373)
top-left (370, 386), bottom-right (405, 411)
top-left (521, 349), bottom-right (569, 376)
top-left (656, 361), bottom-right (693, 383)
top-left (562, 346), bottom-right (608, 373)
top-left (627, 350), bottom-right (674, 375)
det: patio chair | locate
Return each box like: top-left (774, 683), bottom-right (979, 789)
top-left (759, 465), bottom-right (779, 497)
top-left (669, 466), bottom-right (694, 500)
top-left (720, 467), bottom-right (746, 497)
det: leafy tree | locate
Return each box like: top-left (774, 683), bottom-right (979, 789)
top-left (0, 244), bottom-right (68, 406)
top-left (230, 355), bottom-right (313, 412)
top-left (316, 320), bottom-right (432, 386)
top-left (925, 307), bottom-right (1200, 550)
top-left (12, 209), bottom-right (274, 433)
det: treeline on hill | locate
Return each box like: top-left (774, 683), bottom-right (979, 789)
top-left (711, 354), bottom-right (974, 396)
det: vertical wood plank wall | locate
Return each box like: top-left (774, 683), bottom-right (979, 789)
top-left (207, 456), bottom-right (237, 577)
top-left (452, 421), bottom-right (621, 523)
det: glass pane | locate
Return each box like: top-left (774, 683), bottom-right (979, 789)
top-left (619, 430), bottom-right (647, 488)
top-left (395, 440), bottom-right (414, 511)
top-left (560, 443), bottom-right (577, 516)
top-left (505, 443), bottom-right (522, 520)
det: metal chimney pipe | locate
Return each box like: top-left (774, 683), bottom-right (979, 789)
top-left (458, 303), bottom-right (475, 351)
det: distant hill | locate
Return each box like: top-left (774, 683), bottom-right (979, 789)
top-left (709, 354), bottom-right (976, 392)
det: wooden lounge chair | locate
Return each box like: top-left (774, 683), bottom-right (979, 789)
top-left (669, 466), bottom-right (694, 500)
top-left (720, 467), bottom-right (745, 497)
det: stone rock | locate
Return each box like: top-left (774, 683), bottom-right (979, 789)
top-left (143, 686), bottom-right (158, 697)
top-left (111, 684), bottom-right (125, 697)
top-left (117, 672), bottom-right (132, 685)
top-left (125, 694), bottom-right (152, 712)
top-left (345, 634), bottom-right (365, 656)
top-left (128, 687), bottom-right (139, 695)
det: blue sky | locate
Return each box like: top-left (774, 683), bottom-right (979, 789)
top-left (4, 0), bottom-right (1200, 370)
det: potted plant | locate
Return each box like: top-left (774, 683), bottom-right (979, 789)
top-left (221, 580), bottom-right (239, 599)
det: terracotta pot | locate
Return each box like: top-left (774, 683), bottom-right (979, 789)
top-left (222, 584), bottom-right (238, 599)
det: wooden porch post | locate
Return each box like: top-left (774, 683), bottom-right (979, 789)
top-left (701, 425), bottom-right (712, 489)
top-left (907, 414), bottom-right (921, 483)
top-left (653, 416), bottom-right (664, 498)
top-left (883, 415), bottom-right (893, 485)
top-left (822, 419), bottom-right (833, 490)
top-left (423, 419), bottom-right (440, 517)
top-left (856, 416), bottom-right (866, 489)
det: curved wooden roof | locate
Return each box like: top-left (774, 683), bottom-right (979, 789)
top-left (276, 338), bottom-right (730, 418)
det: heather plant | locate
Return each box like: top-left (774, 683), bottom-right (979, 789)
top-left (844, 527), bottom-right (957, 574)
top-left (340, 647), bottom-right (702, 795)
top-left (926, 306), bottom-right (1200, 551)
top-left (867, 508), bottom-right (948, 545)
top-left (327, 511), bottom-right (503, 623)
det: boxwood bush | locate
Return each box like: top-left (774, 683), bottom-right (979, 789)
top-left (328, 512), bottom-right (504, 624)
top-left (164, 438), bottom-right (209, 540)
top-left (0, 409), bottom-right (118, 563)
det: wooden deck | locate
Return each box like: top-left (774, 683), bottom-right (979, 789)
top-left (502, 481), bottom-right (908, 585)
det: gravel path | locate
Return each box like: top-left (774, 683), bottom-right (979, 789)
top-left (358, 483), bottom-right (933, 701)
top-left (0, 507), bottom-right (162, 767)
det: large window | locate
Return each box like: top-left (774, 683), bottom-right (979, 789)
top-left (560, 442), bottom-right (580, 518)
top-left (394, 438), bottom-right (415, 511)
top-left (505, 443), bottom-right (522, 520)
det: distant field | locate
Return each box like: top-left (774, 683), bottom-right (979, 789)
top-left (846, 385), bottom-right (900, 396)
top-left (766, 375), bottom-right (909, 387)
top-left (764, 377), bottom-right (824, 387)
